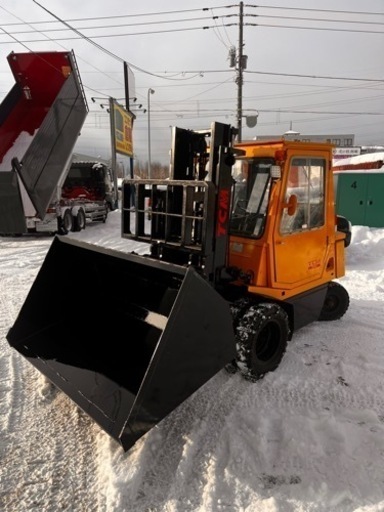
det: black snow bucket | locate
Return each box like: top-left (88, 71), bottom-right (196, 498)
top-left (7, 236), bottom-right (236, 451)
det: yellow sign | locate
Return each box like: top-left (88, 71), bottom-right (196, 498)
top-left (113, 102), bottom-right (134, 156)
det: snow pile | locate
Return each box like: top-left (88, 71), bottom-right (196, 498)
top-left (1, 215), bottom-right (384, 511)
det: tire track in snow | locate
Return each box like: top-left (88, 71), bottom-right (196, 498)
top-left (0, 236), bottom-right (51, 276)
top-left (116, 371), bottom-right (247, 511)
top-left (0, 236), bottom-right (102, 512)
top-left (0, 273), bottom-right (37, 436)
top-left (116, 327), bottom-right (384, 512)
top-left (0, 272), bottom-right (55, 511)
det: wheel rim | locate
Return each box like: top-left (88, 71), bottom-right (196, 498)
top-left (324, 294), bottom-right (338, 314)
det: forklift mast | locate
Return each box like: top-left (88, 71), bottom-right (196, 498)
top-left (122, 122), bottom-right (237, 284)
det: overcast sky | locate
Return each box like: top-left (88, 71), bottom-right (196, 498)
top-left (0, 0), bottom-right (383, 168)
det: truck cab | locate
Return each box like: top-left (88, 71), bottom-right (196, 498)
top-left (62, 159), bottom-right (115, 212)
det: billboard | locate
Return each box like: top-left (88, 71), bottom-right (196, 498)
top-left (112, 100), bottom-right (134, 157)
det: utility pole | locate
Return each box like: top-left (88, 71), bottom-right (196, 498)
top-left (229, 3), bottom-right (247, 142)
top-left (236, 1), bottom-right (244, 142)
top-left (108, 96), bottom-right (118, 209)
top-left (147, 88), bottom-right (155, 178)
top-left (124, 61), bottom-right (134, 181)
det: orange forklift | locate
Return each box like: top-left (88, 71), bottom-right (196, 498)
top-left (7, 122), bottom-right (351, 451)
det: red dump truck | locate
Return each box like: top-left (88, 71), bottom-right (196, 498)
top-left (58, 154), bottom-right (115, 234)
top-left (0, 50), bottom-right (111, 235)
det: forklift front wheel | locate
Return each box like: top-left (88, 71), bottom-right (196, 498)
top-left (235, 303), bottom-right (290, 382)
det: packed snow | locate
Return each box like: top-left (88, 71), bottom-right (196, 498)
top-left (1, 210), bottom-right (384, 512)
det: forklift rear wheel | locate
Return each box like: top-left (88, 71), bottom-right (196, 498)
top-left (318, 282), bottom-right (349, 321)
top-left (235, 303), bottom-right (290, 382)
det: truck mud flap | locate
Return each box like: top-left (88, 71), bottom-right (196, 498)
top-left (7, 236), bottom-right (236, 451)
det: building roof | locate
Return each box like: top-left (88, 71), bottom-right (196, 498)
top-left (333, 152), bottom-right (384, 170)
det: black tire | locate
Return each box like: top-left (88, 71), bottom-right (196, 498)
top-left (235, 303), bottom-right (290, 382)
top-left (59, 209), bottom-right (73, 235)
top-left (318, 282), bottom-right (349, 321)
top-left (73, 208), bottom-right (86, 231)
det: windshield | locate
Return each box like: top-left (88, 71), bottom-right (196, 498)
top-left (229, 157), bottom-right (274, 237)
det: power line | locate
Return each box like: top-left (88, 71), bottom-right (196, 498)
top-left (244, 70), bottom-right (383, 83)
top-left (0, 3), bottom-right (129, 99)
top-left (4, 12), bottom-right (383, 38)
top-left (1, 16), bottom-right (230, 36)
top-left (147, 108), bottom-right (384, 116)
top-left (246, 13), bottom-right (384, 27)
top-left (2, 2), bottom-right (381, 146)
top-left (30, 1), bottom-right (201, 81)
top-left (0, 6), bottom-right (229, 26)
top-left (130, 68), bottom-right (382, 83)
top-left (1, 21), bottom-right (382, 43)
top-left (244, 22), bottom-right (383, 34)
top-left (247, 4), bottom-right (384, 17)
top-left (0, 23), bottom-right (235, 43)
top-left (2, 4), bottom-right (382, 29)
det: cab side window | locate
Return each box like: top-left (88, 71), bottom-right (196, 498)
top-left (280, 157), bottom-right (325, 234)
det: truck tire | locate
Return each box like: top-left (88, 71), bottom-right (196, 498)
top-left (73, 208), bottom-right (86, 231)
top-left (59, 209), bottom-right (74, 235)
top-left (318, 282), bottom-right (349, 321)
top-left (62, 210), bottom-right (73, 235)
top-left (235, 303), bottom-right (290, 382)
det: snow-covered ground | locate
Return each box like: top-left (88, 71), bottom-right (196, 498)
top-left (1, 210), bottom-right (384, 512)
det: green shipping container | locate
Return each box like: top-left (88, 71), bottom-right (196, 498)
top-left (334, 171), bottom-right (384, 227)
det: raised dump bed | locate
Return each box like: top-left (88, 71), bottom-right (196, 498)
top-left (0, 51), bottom-right (88, 234)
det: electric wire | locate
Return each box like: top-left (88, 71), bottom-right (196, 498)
top-left (1, 2), bottom-right (382, 147)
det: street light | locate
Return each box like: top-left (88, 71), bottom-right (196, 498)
top-left (147, 88), bottom-right (155, 178)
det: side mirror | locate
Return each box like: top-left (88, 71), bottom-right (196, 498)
top-left (285, 194), bottom-right (298, 216)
